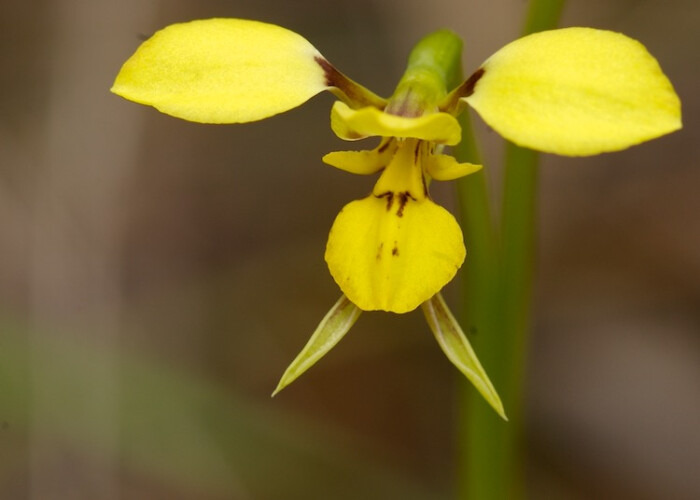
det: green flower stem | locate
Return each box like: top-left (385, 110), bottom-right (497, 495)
top-left (455, 1), bottom-right (565, 498)
top-left (454, 112), bottom-right (497, 350)
top-left (455, 108), bottom-right (512, 500)
top-left (523, 0), bottom-right (566, 34)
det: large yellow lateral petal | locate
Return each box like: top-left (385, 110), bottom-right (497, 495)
top-left (330, 101), bottom-right (462, 145)
top-left (325, 196), bottom-right (465, 313)
top-left (112, 18), bottom-right (329, 123)
top-left (465, 27), bottom-right (682, 156)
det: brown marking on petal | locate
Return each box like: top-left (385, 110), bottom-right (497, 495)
top-left (421, 172), bottom-right (429, 197)
top-left (315, 56), bottom-right (385, 109)
top-left (413, 142), bottom-right (421, 165)
top-left (462, 67), bottom-right (485, 98)
top-left (396, 191), bottom-right (416, 218)
top-left (391, 242), bottom-right (399, 257)
top-left (315, 56), bottom-right (359, 102)
top-left (315, 56), bottom-right (339, 88)
top-left (344, 130), bottom-right (364, 140)
top-left (376, 242), bottom-right (384, 261)
top-left (439, 68), bottom-right (487, 114)
top-left (377, 140), bottom-right (392, 154)
top-left (375, 191), bottom-right (394, 211)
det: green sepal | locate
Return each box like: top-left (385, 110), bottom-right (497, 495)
top-left (422, 293), bottom-right (507, 420)
top-left (273, 295), bottom-right (361, 395)
top-left (386, 29), bottom-right (463, 116)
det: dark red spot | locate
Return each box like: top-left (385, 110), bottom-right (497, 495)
top-left (462, 67), bottom-right (485, 98)
top-left (315, 56), bottom-right (384, 108)
top-left (376, 191), bottom-right (394, 211)
top-left (315, 56), bottom-right (338, 88)
top-left (396, 191), bottom-right (415, 217)
top-left (391, 243), bottom-right (399, 257)
top-left (377, 140), bottom-right (392, 154)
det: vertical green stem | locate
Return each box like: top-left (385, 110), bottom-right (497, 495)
top-left (455, 1), bottom-right (565, 499)
top-left (454, 110), bottom-right (504, 499)
top-left (522, 0), bottom-right (566, 34)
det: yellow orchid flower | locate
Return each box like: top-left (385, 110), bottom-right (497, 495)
top-left (112, 19), bottom-right (680, 419)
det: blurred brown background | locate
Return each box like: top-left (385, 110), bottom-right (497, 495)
top-left (0, 0), bottom-right (698, 499)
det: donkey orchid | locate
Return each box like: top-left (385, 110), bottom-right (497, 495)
top-left (112, 19), bottom-right (680, 418)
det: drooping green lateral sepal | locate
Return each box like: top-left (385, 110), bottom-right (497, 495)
top-left (464, 27), bottom-right (682, 156)
top-left (422, 294), bottom-right (506, 420)
top-left (273, 295), bottom-right (361, 395)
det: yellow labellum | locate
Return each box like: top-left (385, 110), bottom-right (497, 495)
top-left (325, 139), bottom-right (466, 313)
top-left (325, 195), bottom-right (465, 313)
top-left (466, 27), bottom-right (682, 156)
top-left (330, 101), bottom-right (462, 145)
top-left (111, 18), bottom-right (328, 123)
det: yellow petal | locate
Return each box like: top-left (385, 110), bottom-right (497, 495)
top-left (325, 196), bottom-right (465, 313)
top-left (426, 154), bottom-right (482, 180)
top-left (465, 27), bottom-right (682, 156)
top-left (372, 139), bottom-right (427, 199)
top-left (112, 18), bottom-right (329, 123)
top-left (322, 139), bottom-right (397, 175)
top-left (330, 101), bottom-right (462, 145)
